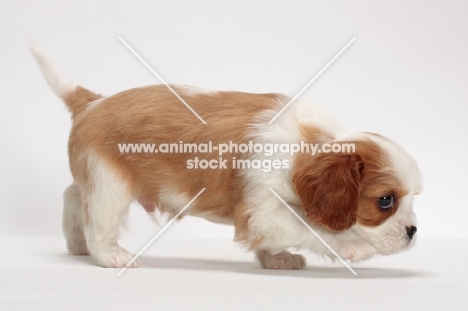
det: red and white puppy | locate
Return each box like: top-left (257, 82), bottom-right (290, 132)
top-left (32, 47), bottom-right (422, 269)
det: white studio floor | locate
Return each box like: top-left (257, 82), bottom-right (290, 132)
top-left (1, 236), bottom-right (467, 310)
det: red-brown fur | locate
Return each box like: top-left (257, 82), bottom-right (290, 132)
top-left (292, 140), bottom-right (405, 230)
top-left (69, 85), bottom-right (287, 244)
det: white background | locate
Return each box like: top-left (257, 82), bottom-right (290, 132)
top-left (1, 0), bottom-right (467, 239)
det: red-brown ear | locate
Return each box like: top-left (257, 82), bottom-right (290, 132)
top-left (292, 154), bottom-right (364, 231)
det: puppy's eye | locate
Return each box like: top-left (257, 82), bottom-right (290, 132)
top-left (379, 196), bottom-right (394, 209)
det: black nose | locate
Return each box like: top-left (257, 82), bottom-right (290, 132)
top-left (406, 226), bottom-right (417, 240)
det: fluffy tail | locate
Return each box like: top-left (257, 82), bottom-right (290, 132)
top-left (30, 45), bottom-right (102, 115)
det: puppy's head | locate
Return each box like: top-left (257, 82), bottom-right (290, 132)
top-left (292, 133), bottom-right (422, 259)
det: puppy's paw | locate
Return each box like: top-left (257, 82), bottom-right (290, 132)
top-left (92, 246), bottom-right (141, 268)
top-left (336, 242), bottom-right (377, 262)
top-left (257, 249), bottom-right (306, 269)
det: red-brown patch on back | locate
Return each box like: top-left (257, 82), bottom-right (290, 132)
top-left (68, 85), bottom-right (286, 243)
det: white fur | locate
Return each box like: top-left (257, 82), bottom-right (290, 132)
top-left (85, 97), bottom-right (106, 112)
top-left (243, 100), bottom-right (422, 263)
top-left (30, 45), bottom-right (76, 99)
top-left (350, 134), bottom-right (421, 257)
top-left (63, 183), bottom-right (89, 255)
top-left (82, 151), bottom-right (139, 268)
top-left (174, 85), bottom-right (219, 97)
top-left (157, 186), bottom-right (191, 215)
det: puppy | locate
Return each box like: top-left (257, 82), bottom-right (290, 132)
top-left (32, 46), bottom-right (422, 269)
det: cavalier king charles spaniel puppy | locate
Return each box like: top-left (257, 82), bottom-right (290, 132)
top-left (32, 46), bottom-right (422, 269)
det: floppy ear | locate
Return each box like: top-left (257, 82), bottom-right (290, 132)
top-left (292, 154), bottom-right (364, 231)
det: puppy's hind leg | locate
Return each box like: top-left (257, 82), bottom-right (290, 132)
top-left (83, 159), bottom-right (140, 268)
top-left (63, 183), bottom-right (89, 255)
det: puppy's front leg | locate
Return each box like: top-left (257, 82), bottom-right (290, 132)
top-left (256, 249), bottom-right (307, 269)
